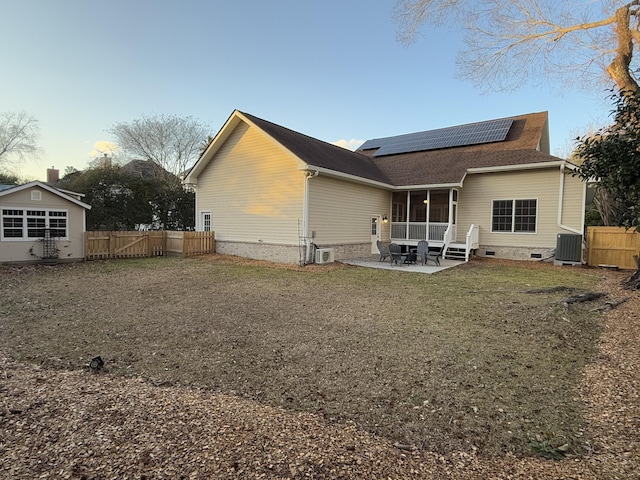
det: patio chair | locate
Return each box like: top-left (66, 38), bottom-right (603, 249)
top-left (417, 240), bottom-right (441, 266)
top-left (377, 240), bottom-right (390, 262)
top-left (388, 243), bottom-right (404, 264)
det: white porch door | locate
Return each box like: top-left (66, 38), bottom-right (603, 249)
top-left (371, 215), bottom-right (381, 254)
top-left (200, 211), bottom-right (211, 231)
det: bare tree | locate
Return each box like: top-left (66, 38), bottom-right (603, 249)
top-left (109, 114), bottom-right (210, 177)
top-left (393, 1), bottom-right (640, 93)
top-left (0, 111), bottom-right (40, 166)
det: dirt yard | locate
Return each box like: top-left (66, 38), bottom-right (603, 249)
top-left (1, 255), bottom-right (638, 479)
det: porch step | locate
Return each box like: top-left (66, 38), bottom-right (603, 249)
top-left (445, 244), bottom-right (467, 261)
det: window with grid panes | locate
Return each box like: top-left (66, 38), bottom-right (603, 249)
top-left (1, 208), bottom-right (68, 239)
top-left (492, 199), bottom-right (537, 233)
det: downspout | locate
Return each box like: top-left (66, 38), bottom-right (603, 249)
top-left (557, 163), bottom-right (582, 235)
top-left (303, 170), bottom-right (319, 264)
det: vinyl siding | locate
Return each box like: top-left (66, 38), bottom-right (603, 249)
top-left (195, 122), bottom-right (305, 244)
top-left (457, 168), bottom-right (583, 249)
top-left (307, 175), bottom-right (391, 244)
top-left (560, 169), bottom-right (585, 232)
top-left (0, 186), bottom-right (86, 262)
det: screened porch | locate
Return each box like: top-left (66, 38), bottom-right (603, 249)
top-left (390, 189), bottom-right (458, 244)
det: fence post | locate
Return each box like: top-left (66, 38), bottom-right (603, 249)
top-left (108, 231), bottom-right (114, 259)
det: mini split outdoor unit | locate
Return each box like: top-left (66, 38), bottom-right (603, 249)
top-left (315, 248), bottom-right (334, 264)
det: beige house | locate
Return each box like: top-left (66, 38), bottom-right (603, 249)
top-left (185, 110), bottom-right (585, 265)
top-left (0, 181), bottom-right (91, 263)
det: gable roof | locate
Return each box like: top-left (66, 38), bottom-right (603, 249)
top-left (187, 110), bottom-right (566, 189)
top-left (240, 112), bottom-right (392, 184)
top-left (0, 181), bottom-right (92, 209)
top-left (186, 110), bottom-right (391, 185)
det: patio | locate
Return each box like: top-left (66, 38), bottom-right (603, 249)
top-left (340, 255), bottom-right (461, 274)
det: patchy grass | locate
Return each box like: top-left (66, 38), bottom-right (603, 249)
top-left (0, 255), bottom-right (604, 457)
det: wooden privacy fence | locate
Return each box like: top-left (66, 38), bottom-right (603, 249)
top-left (587, 226), bottom-right (640, 270)
top-left (84, 231), bottom-right (215, 260)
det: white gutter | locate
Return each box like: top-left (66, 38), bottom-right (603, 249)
top-left (394, 182), bottom-right (463, 189)
top-left (557, 163), bottom-right (582, 235)
top-left (302, 165), bottom-right (393, 189)
top-left (467, 161), bottom-right (565, 174)
top-left (302, 169), bottom-right (319, 264)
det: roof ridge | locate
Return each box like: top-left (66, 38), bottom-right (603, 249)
top-left (239, 111), bottom-right (371, 159)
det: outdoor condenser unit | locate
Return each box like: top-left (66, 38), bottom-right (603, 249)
top-left (315, 248), bottom-right (335, 264)
top-left (555, 234), bottom-right (582, 263)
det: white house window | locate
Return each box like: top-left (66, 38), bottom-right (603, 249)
top-left (492, 199), bottom-right (537, 233)
top-left (1, 208), bottom-right (68, 240)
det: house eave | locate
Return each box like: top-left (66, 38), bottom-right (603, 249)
top-left (301, 165), bottom-right (394, 189)
top-left (467, 160), bottom-right (566, 174)
top-left (0, 181), bottom-right (92, 210)
top-left (392, 182), bottom-right (463, 190)
top-left (184, 110), bottom-right (244, 185)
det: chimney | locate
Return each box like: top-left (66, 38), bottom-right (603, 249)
top-left (47, 167), bottom-right (59, 184)
top-left (101, 153), bottom-right (112, 168)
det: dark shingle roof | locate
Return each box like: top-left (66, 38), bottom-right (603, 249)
top-left (241, 112), bottom-right (392, 184)
top-left (239, 111), bottom-right (559, 188)
top-left (360, 112), bottom-right (557, 186)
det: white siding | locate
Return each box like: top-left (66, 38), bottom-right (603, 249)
top-left (308, 175), bottom-right (391, 244)
top-left (560, 170), bottom-right (585, 232)
top-left (457, 168), bottom-right (583, 249)
top-left (195, 122), bottom-right (305, 245)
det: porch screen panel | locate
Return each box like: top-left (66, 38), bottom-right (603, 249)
top-left (392, 192), bottom-right (406, 222)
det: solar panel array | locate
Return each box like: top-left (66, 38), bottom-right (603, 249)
top-left (359, 117), bottom-right (514, 156)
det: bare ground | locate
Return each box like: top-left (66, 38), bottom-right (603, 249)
top-left (1, 256), bottom-right (639, 479)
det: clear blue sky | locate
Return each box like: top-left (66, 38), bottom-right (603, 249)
top-left (1, 0), bottom-right (612, 181)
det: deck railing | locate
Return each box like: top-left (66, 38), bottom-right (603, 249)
top-left (465, 224), bottom-right (479, 261)
top-left (391, 222), bottom-right (450, 242)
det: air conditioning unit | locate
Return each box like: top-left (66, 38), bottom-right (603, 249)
top-left (555, 234), bottom-right (582, 264)
top-left (315, 248), bottom-right (334, 264)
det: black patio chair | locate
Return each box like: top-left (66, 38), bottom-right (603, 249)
top-left (377, 240), bottom-right (390, 262)
top-left (417, 240), bottom-right (441, 266)
top-left (388, 243), bottom-right (404, 264)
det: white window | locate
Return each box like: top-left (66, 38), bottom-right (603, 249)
top-left (1, 208), bottom-right (68, 240)
top-left (492, 199), bottom-right (537, 233)
top-left (201, 212), bottom-right (211, 232)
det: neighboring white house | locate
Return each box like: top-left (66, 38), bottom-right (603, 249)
top-left (185, 110), bottom-right (585, 265)
top-left (0, 181), bottom-right (91, 263)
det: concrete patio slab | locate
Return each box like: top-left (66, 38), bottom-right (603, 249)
top-left (340, 255), bottom-right (462, 274)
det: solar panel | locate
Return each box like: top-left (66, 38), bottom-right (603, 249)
top-left (359, 117), bottom-right (514, 156)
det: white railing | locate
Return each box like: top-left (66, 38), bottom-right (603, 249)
top-left (465, 224), bottom-right (479, 261)
top-left (442, 225), bottom-right (454, 259)
top-left (391, 223), bottom-right (406, 239)
top-left (391, 222), bottom-right (449, 241)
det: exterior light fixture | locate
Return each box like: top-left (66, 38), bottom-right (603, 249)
top-left (423, 199), bottom-right (429, 204)
top-left (382, 215), bottom-right (388, 223)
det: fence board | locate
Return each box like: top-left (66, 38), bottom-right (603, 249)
top-left (84, 231), bottom-right (214, 260)
top-left (587, 226), bottom-right (640, 270)
top-left (183, 231), bottom-right (216, 257)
